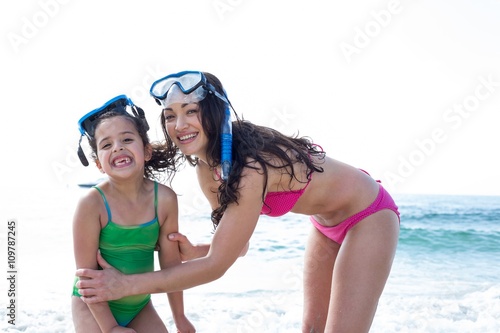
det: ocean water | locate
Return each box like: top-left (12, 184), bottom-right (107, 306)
top-left (1, 185), bottom-right (499, 332)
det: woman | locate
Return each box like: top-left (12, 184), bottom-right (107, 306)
top-left (76, 71), bottom-right (400, 332)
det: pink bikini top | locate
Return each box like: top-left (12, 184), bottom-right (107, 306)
top-left (214, 167), bottom-right (313, 217)
top-left (260, 176), bottom-right (312, 217)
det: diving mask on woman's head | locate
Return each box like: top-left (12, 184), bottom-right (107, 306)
top-left (76, 94), bottom-right (149, 166)
top-left (150, 71), bottom-right (229, 107)
top-left (150, 71), bottom-right (233, 181)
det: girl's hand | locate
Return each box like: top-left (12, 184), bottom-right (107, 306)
top-left (174, 314), bottom-right (196, 333)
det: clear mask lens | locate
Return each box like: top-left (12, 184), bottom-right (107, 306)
top-left (161, 84), bottom-right (207, 107)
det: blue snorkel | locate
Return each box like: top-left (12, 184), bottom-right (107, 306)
top-left (206, 85), bottom-right (233, 181)
top-left (220, 102), bottom-right (232, 181)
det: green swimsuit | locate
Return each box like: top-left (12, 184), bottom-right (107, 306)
top-left (73, 182), bottom-right (159, 326)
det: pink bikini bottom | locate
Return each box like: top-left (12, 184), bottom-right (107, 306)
top-left (310, 184), bottom-right (400, 244)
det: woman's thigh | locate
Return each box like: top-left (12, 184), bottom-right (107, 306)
top-left (326, 209), bottom-right (399, 332)
top-left (302, 225), bottom-right (340, 333)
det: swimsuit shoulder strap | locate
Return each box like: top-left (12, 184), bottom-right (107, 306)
top-left (154, 181), bottom-right (158, 219)
top-left (92, 186), bottom-right (111, 222)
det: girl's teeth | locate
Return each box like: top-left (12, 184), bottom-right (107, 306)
top-left (115, 157), bottom-right (130, 165)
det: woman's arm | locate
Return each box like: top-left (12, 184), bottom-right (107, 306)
top-left (73, 192), bottom-right (122, 332)
top-left (167, 232), bottom-right (249, 261)
top-left (76, 165), bottom-right (264, 303)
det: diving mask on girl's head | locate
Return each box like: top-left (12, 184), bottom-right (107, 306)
top-left (150, 71), bottom-right (233, 180)
top-left (76, 94), bottom-right (149, 166)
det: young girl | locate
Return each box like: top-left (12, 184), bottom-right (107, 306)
top-left (77, 73), bottom-right (400, 333)
top-left (71, 95), bottom-right (195, 333)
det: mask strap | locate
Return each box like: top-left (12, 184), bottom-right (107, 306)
top-left (206, 83), bottom-right (229, 105)
top-left (77, 135), bottom-right (89, 167)
top-left (132, 105), bottom-right (150, 131)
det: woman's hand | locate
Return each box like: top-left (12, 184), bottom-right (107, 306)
top-left (75, 251), bottom-right (126, 303)
top-left (167, 232), bottom-right (201, 262)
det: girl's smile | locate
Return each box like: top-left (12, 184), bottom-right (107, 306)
top-left (112, 154), bottom-right (132, 168)
top-left (94, 116), bottom-right (148, 175)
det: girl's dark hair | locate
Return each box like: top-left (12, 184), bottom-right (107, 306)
top-left (160, 72), bottom-right (325, 229)
top-left (88, 111), bottom-right (176, 183)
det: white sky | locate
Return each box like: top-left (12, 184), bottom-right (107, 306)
top-left (1, 0), bottom-right (499, 196)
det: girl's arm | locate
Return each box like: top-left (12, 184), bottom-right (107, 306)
top-left (73, 191), bottom-right (122, 332)
top-left (156, 186), bottom-right (195, 332)
top-left (76, 163), bottom-right (264, 303)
